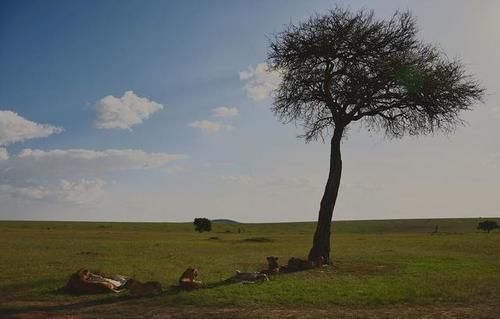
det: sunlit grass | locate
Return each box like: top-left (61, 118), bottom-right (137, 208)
top-left (1, 218), bottom-right (499, 312)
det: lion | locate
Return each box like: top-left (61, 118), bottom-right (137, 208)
top-left (123, 279), bottom-right (162, 296)
top-left (65, 268), bottom-right (121, 294)
top-left (281, 256), bottom-right (326, 272)
top-left (225, 271), bottom-right (269, 284)
top-left (179, 267), bottom-right (203, 290)
top-left (280, 256), bottom-right (325, 273)
top-left (286, 257), bottom-right (314, 272)
top-left (259, 256), bottom-right (280, 276)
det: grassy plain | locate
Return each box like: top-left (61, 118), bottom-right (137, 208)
top-left (1, 218), bottom-right (499, 318)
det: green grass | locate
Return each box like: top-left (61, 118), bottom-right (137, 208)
top-left (1, 218), bottom-right (499, 316)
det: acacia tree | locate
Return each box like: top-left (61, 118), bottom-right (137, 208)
top-left (193, 218), bottom-right (212, 233)
top-left (477, 220), bottom-right (499, 233)
top-left (268, 8), bottom-right (484, 263)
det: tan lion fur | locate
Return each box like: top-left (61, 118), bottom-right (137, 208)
top-left (65, 269), bottom-right (119, 294)
top-left (179, 267), bottom-right (203, 289)
top-left (259, 256), bottom-right (280, 276)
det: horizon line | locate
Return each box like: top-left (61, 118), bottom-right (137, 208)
top-left (1, 216), bottom-right (499, 224)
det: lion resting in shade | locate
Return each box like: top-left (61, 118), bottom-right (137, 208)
top-left (179, 267), bottom-right (203, 290)
top-left (65, 269), bottom-right (125, 294)
top-left (123, 279), bottom-right (162, 296)
top-left (259, 256), bottom-right (280, 276)
top-left (280, 256), bottom-right (325, 272)
top-left (225, 271), bottom-right (269, 283)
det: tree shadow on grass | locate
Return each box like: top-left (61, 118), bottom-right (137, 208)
top-left (3, 275), bottom-right (275, 317)
top-left (2, 285), bottom-right (185, 316)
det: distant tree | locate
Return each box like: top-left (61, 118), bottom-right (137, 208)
top-left (477, 220), bottom-right (498, 233)
top-left (268, 8), bottom-right (484, 263)
top-left (193, 218), bottom-right (212, 233)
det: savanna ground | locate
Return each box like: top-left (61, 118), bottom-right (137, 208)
top-left (1, 218), bottom-right (499, 318)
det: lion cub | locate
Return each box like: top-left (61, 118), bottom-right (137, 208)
top-left (124, 279), bottom-right (162, 296)
top-left (179, 267), bottom-right (203, 290)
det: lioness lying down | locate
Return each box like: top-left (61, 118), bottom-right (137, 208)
top-left (259, 256), bottom-right (280, 276)
top-left (65, 269), bottom-right (126, 294)
top-left (225, 271), bottom-right (269, 284)
top-left (280, 256), bottom-right (325, 272)
top-left (124, 279), bottom-right (162, 296)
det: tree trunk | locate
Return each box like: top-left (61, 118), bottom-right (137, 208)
top-left (308, 125), bottom-right (344, 264)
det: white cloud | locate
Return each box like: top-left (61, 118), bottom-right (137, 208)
top-left (0, 148), bottom-right (8, 161)
top-left (239, 63), bottom-right (281, 101)
top-left (0, 148), bottom-right (187, 184)
top-left (94, 91), bottom-right (163, 130)
top-left (212, 106), bottom-right (239, 118)
top-left (0, 148), bottom-right (187, 204)
top-left (16, 148), bottom-right (183, 165)
top-left (189, 120), bottom-right (233, 133)
top-left (0, 179), bottom-right (106, 204)
top-left (0, 110), bottom-right (63, 146)
top-left (188, 107), bottom-right (238, 134)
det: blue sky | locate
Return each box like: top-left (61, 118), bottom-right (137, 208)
top-left (1, 0), bottom-right (499, 222)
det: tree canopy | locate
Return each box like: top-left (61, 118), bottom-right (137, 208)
top-left (477, 220), bottom-right (498, 233)
top-left (193, 218), bottom-right (212, 233)
top-left (268, 8), bottom-right (484, 142)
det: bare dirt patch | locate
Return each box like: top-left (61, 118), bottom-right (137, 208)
top-left (4, 301), bottom-right (500, 319)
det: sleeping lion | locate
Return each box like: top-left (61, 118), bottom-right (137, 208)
top-left (124, 279), bottom-right (162, 296)
top-left (65, 268), bottom-right (121, 294)
top-left (225, 271), bottom-right (269, 283)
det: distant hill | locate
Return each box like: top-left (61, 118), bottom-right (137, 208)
top-left (211, 219), bottom-right (240, 224)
